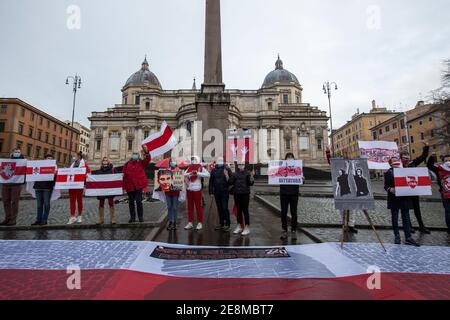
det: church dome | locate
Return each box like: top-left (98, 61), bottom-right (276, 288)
top-left (262, 55), bottom-right (300, 88)
top-left (124, 56), bottom-right (162, 89)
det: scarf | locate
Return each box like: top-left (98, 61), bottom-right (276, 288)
top-left (185, 164), bottom-right (201, 182)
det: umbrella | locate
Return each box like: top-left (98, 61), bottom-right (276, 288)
top-left (155, 158), bottom-right (171, 168)
top-left (177, 160), bottom-right (190, 168)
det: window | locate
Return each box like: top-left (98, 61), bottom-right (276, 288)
top-left (26, 144), bottom-right (32, 156)
top-left (59, 137), bottom-right (62, 147)
top-left (412, 149), bottom-right (416, 154)
top-left (419, 121), bottom-right (423, 125)
top-left (28, 126), bottom-right (33, 138)
top-left (54, 124), bottom-right (57, 131)
top-left (110, 132), bottom-right (120, 152)
top-left (283, 94), bottom-right (289, 104)
top-left (128, 140), bottom-right (133, 151)
top-left (400, 119), bottom-right (405, 129)
top-left (410, 136), bottom-right (414, 143)
top-left (145, 102), bottom-right (150, 110)
top-left (45, 133), bottom-right (49, 143)
top-left (420, 132), bottom-right (425, 140)
top-left (317, 139), bottom-right (322, 151)
top-left (385, 126), bottom-right (390, 132)
top-left (66, 129), bottom-right (68, 136)
top-left (0, 105), bottom-right (7, 114)
top-left (63, 154), bottom-right (67, 164)
top-left (52, 135), bottom-right (56, 145)
top-left (379, 129), bottom-right (382, 135)
top-left (35, 146), bottom-right (41, 158)
top-left (268, 101), bottom-right (273, 110)
top-left (402, 136), bottom-right (407, 143)
top-left (16, 140), bottom-right (23, 149)
top-left (135, 96), bottom-right (140, 105)
top-left (409, 125), bottom-right (412, 129)
top-left (57, 152), bottom-right (61, 162)
top-left (47, 120), bottom-right (50, 129)
top-left (431, 129), bottom-right (434, 138)
top-left (296, 95), bottom-right (301, 103)
top-left (18, 123), bottom-right (24, 135)
top-left (39, 116), bottom-right (43, 125)
top-left (372, 132), bottom-right (377, 140)
top-left (0, 122), bottom-right (5, 132)
top-left (44, 148), bottom-right (48, 156)
top-left (285, 139), bottom-right (291, 150)
top-left (60, 126), bottom-right (63, 134)
top-left (0, 140), bottom-right (3, 152)
top-left (65, 140), bottom-right (68, 148)
top-left (30, 113), bottom-right (35, 121)
top-left (37, 130), bottom-right (42, 141)
top-left (393, 122), bottom-right (398, 129)
top-left (21, 108), bottom-right (25, 117)
top-left (299, 136), bottom-right (309, 150)
top-left (429, 117), bottom-right (433, 122)
top-left (144, 130), bottom-right (149, 138)
top-left (96, 140), bottom-right (101, 151)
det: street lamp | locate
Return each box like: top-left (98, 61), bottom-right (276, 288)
top-left (65, 74), bottom-right (82, 166)
top-left (323, 81), bottom-right (338, 157)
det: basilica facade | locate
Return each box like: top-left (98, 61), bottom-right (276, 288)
top-left (88, 55), bottom-right (330, 168)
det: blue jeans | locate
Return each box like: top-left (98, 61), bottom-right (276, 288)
top-left (36, 190), bottom-right (52, 223)
top-left (443, 196), bottom-right (450, 231)
top-left (166, 194), bottom-right (179, 223)
top-left (391, 208), bottom-right (412, 239)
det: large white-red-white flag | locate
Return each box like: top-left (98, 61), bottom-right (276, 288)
top-left (26, 160), bottom-right (57, 182)
top-left (394, 167), bottom-right (432, 197)
top-left (141, 121), bottom-right (178, 158)
top-left (359, 141), bottom-right (400, 170)
top-left (85, 174), bottom-right (123, 197)
top-left (55, 168), bottom-right (86, 190)
top-left (0, 159), bottom-right (27, 184)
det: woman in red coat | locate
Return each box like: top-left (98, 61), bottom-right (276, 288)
top-left (122, 145), bottom-right (151, 223)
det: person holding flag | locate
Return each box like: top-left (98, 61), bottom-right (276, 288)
top-left (67, 151), bottom-right (91, 225)
top-left (427, 154), bottom-right (450, 234)
top-left (122, 145), bottom-right (151, 223)
top-left (184, 155), bottom-right (210, 231)
top-left (94, 157), bottom-right (116, 225)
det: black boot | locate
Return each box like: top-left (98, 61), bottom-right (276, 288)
top-left (348, 226), bottom-right (358, 234)
top-left (167, 221), bottom-right (173, 230)
top-left (405, 238), bottom-right (421, 247)
top-left (419, 226), bottom-right (431, 234)
top-left (394, 235), bottom-right (401, 244)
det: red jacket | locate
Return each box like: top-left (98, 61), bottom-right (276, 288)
top-left (122, 154), bottom-right (151, 192)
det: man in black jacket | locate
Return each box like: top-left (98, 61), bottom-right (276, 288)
top-left (209, 157), bottom-right (232, 231)
top-left (280, 153), bottom-right (300, 240)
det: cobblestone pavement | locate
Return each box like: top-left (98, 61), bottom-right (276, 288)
top-left (259, 195), bottom-right (448, 228)
top-left (0, 197), bottom-right (167, 226)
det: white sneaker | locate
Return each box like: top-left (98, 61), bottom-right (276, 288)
top-left (241, 226), bottom-right (250, 236)
top-left (77, 216), bottom-right (83, 223)
top-left (184, 222), bottom-right (194, 230)
top-left (233, 226), bottom-right (243, 234)
top-left (196, 223), bottom-right (203, 231)
top-left (67, 217), bottom-right (77, 225)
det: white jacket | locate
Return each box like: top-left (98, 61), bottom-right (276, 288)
top-left (184, 167), bottom-right (210, 192)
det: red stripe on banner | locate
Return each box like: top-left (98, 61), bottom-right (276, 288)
top-left (13, 166), bottom-right (27, 175)
top-left (26, 166), bottom-right (56, 175)
top-left (56, 174), bottom-right (86, 182)
top-left (144, 125), bottom-right (173, 152)
top-left (245, 137), bottom-right (250, 163)
top-left (394, 176), bottom-right (431, 187)
top-left (86, 181), bottom-right (123, 189)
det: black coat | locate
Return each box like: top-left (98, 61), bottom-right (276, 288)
top-left (228, 170), bottom-right (254, 195)
top-left (209, 167), bottom-right (232, 195)
top-left (384, 168), bottom-right (413, 210)
top-left (280, 184), bottom-right (299, 196)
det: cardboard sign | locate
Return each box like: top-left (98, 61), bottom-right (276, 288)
top-left (358, 141), bottom-right (400, 170)
top-left (268, 160), bottom-right (304, 185)
top-left (394, 167), bottom-right (432, 197)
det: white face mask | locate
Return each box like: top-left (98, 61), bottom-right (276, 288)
top-left (444, 161), bottom-right (450, 168)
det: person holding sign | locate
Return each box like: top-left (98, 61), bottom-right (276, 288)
top-left (384, 157), bottom-right (420, 246)
top-left (94, 157), bottom-right (116, 225)
top-left (279, 153), bottom-right (300, 241)
top-left (67, 152), bottom-right (90, 225)
top-left (164, 160), bottom-right (182, 231)
top-left (427, 154), bottom-right (450, 234)
top-left (122, 146), bottom-right (151, 223)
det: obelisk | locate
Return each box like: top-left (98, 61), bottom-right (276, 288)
top-left (196, 0), bottom-right (230, 162)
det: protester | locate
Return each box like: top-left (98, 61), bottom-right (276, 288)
top-left (164, 159), bottom-right (181, 230)
top-left (227, 162), bottom-right (255, 236)
top-left (30, 154), bottom-right (58, 226)
top-left (384, 157), bottom-right (420, 246)
top-left (94, 157), bottom-right (116, 225)
top-left (400, 141), bottom-right (431, 234)
top-left (209, 156), bottom-right (232, 232)
top-left (122, 146), bottom-right (151, 223)
top-left (0, 148), bottom-right (25, 226)
top-left (427, 154), bottom-right (450, 234)
top-left (67, 152), bottom-right (90, 225)
top-left (184, 156), bottom-right (210, 231)
top-left (280, 153), bottom-right (300, 240)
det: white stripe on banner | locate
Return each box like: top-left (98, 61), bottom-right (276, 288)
top-left (396, 185), bottom-right (433, 197)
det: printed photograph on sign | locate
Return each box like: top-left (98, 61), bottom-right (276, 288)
top-left (154, 169), bottom-right (184, 192)
top-left (268, 160), bottom-right (304, 185)
top-left (393, 167), bottom-right (432, 197)
top-left (331, 158), bottom-right (374, 210)
top-left (358, 141), bottom-right (400, 170)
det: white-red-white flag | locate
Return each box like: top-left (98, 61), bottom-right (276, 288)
top-left (84, 174), bottom-right (123, 197)
top-left (394, 167), bottom-right (432, 197)
top-left (55, 168), bottom-right (86, 190)
top-left (141, 121), bottom-right (178, 158)
top-left (26, 160), bottom-right (57, 182)
top-left (0, 159), bottom-right (27, 184)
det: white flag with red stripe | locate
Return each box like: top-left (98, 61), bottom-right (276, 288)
top-left (141, 121), bottom-right (178, 158)
top-left (26, 160), bottom-right (57, 182)
top-left (0, 159), bottom-right (27, 184)
top-left (55, 168), bottom-right (86, 190)
top-left (85, 174), bottom-right (123, 197)
top-left (394, 168), bottom-right (432, 197)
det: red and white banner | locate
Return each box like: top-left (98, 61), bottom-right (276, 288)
top-left (141, 121), bottom-right (178, 158)
top-left (55, 168), bottom-right (86, 190)
top-left (226, 129), bottom-right (255, 163)
top-left (359, 141), bottom-right (400, 170)
top-left (394, 167), bottom-right (432, 197)
top-left (0, 159), bottom-right (26, 184)
top-left (85, 174), bottom-right (124, 197)
top-left (26, 160), bottom-right (57, 182)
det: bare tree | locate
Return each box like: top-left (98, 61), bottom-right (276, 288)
top-left (429, 59), bottom-right (450, 103)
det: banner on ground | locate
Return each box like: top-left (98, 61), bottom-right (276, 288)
top-left (0, 159), bottom-right (27, 184)
top-left (267, 160), bottom-right (304, 185)
top-left (393, 167), bottom-right (432, 197)
top-left (85, 173), bottom-right (123, 197)
top-left (55, 168), bottom-right (86, 190)
top-left (226, 129), bottom-right (255, 164)
top-left (142, 122), bottom-right (178, 159)
top-left (358, 141), bottom-right (400, 170)
top-left (154, 169), bottom-right (184, 192)
top-left (331, 158), bottom-right (375, 210)
top-left (26, 160), bottom-right (57, 182)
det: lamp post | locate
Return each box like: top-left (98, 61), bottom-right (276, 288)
top-left (323, 81), bottom-right (338, 157)
top-left (65, 74), bottom-right (82, 166)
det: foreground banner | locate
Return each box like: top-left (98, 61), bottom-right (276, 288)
top-left (26, 160), bottom-right (57, 182)
top-left (268, 160), bottom-right (304, 185)
top-left (0, 159), bottom-right (27, 184)
top-left (85, 173), bottom-right (123, 197)
top-left (358, 141), bottom-right (400, 170)
top-left (55, 168), bottom-right (86, 190)
top-left (394, 167), bottom-right (432, 197)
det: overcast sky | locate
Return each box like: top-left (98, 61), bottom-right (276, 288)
top-left (1, 0), bottom-right (449, 129)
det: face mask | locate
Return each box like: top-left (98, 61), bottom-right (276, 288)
top-left (72, 157), bottom-right (77, 162)
top-left (131, 155), bottom-right (139, 161)
top-left (286, 157), bottom-right (294, 161)
top-left (391, 161), bottom-right (402, 168)
top-left (444, 161), bottom-right (450, 168)
top-left (170, 161), bottom-right (177, 167)
top-left (12, 152), bottom-right (21, 158)
top-left (216, 161), bottom-right (224, 167)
